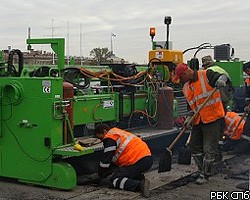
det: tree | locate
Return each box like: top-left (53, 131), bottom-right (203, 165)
top-left (90, 47), bottom-right (111, 64)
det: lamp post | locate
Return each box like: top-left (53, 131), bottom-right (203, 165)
top-left (111, 32), bottom-right (116, 55)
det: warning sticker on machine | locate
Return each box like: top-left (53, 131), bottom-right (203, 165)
top-left (103, 100), bottom-right (114, 109)
top-left (155, 51), bottom-right (163, 59)
top-left (42, 80), bottom-right (51, 87)
top-left (42, 80), bottom-right (51, 93)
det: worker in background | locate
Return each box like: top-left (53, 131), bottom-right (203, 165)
top-left (243, 61), bottom-right (250, 98)
top-left (173, 63), bottom-right (228, 185)
top-left (202, 55), bottom-right (233, 111)
top-left (201, 55), bottom-right (233, 161)
top-left (94, 123), bottom-right (153, 198)
top-left (224, 111), bottom-right (245, 140)
top-left (223, 111), bottom-right (250, 152)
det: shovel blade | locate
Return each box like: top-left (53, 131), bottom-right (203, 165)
top-left (178, 145), bottom-right (191, 165)
top-left (158, 148), bottom-right (172, 173)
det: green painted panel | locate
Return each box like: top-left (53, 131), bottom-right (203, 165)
top-left (53, 145), bottom-right (94, 156)
top-left (215, 61), bottom-right (244, 87)
top-left (73, 93), bottom-right (119, 125)
top-left (122, 93), bottom-right (148, 116)
top-left (0, 77), bottom-right (63, 181)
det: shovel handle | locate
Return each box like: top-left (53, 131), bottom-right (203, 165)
top-left (168, 87), bottom-right (218, 150)
top-left (168, 127), bottom-right (187, 150)
top-left (185, 132), bottom-right (191, 145)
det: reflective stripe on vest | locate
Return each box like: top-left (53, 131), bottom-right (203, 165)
top-left (183, 71), bottom-right (222, 111)
top-left (104, 128), bottom-right (151, 166)
top-left (107, 129), bottom-right (135, 163)
top-left (182, 70), bottom-right (224, 124)
top-left (225, 114), bottom-right (238, 132)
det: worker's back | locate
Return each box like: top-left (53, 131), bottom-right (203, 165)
top-left (224, 111), bottom-right (244, 140)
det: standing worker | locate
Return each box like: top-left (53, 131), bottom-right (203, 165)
top-left (173, 63), bottom-right (228, 184)
top-left (94, 123), bottom-right (153, 198)
top-left (201, 55), bottom-right (233, 161)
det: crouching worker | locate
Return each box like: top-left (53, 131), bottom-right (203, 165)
top-left (224, 111), bottom-right (245, 141)
top-left (94, 123), bottom-right (153, 198)
top-left (222, 111), bottom-right (250, 152)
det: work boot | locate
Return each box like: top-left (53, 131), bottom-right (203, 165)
top-left (140, 177), bottom-right (150, 198)
top-left (195, 174), bottom-right (208, 185)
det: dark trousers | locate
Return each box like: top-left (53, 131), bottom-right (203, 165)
top-left (108, 156), bottom-right (153, 192)
top-left (189, 119), bottom-right (222, 177)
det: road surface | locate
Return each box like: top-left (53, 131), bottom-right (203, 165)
top-left (0, 139), bottom-right (249, 200)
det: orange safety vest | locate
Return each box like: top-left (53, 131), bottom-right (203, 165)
top-left (182, 70), bottom-right (225, 125)
top-left (104, 127), bottom-right (151, 166)
top-left (224, 112), bottom-right (245, 140)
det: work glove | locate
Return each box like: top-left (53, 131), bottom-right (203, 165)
top-left (184, 111), bottom-right (194, 129)
top-left (215, 80), bottom-right (226, 88)
top-left (244, 105), bottom-right (250, 113)
top-left (174, 116), bottom-right (185, 128)
top-left (215, 74), bottom-right (228, 88)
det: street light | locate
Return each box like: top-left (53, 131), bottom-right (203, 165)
top-left (111, 32), bottom-right (116, 55)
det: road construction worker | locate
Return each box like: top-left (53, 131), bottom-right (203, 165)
top-left (202, 55), bottom-right (233, 111)
top-left (174, 63), bottom-right (228, 184)
top-left (94, 123), bottom-right (153, 198)
top-left (224, 111), bottom-right (245, 140)
top-left (223, 110), bottom-right (250, 152)
top-left (201, 55), bottom-right (234, 161)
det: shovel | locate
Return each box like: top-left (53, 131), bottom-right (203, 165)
top-left (178, 132), bottom-right (192, 165)
top-left (158, 87), bottom-right (218, 173)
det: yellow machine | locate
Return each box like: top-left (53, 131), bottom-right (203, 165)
top-left (148, 17), bottom-right (183, 82)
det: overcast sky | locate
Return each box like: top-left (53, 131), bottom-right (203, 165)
top-left (1, 0), bottom-right (249, 64)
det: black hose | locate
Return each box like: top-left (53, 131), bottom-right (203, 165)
top-left (183, 43), bottom-right (211, 54)
top-left (31, 66), bottom-right (58, 77)
top-left (7, 49), bottom-right (23, 77)
top-left (193, 45), bottom-right (214, 58)
top-left (63, 67), bottom-right (90, 89)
